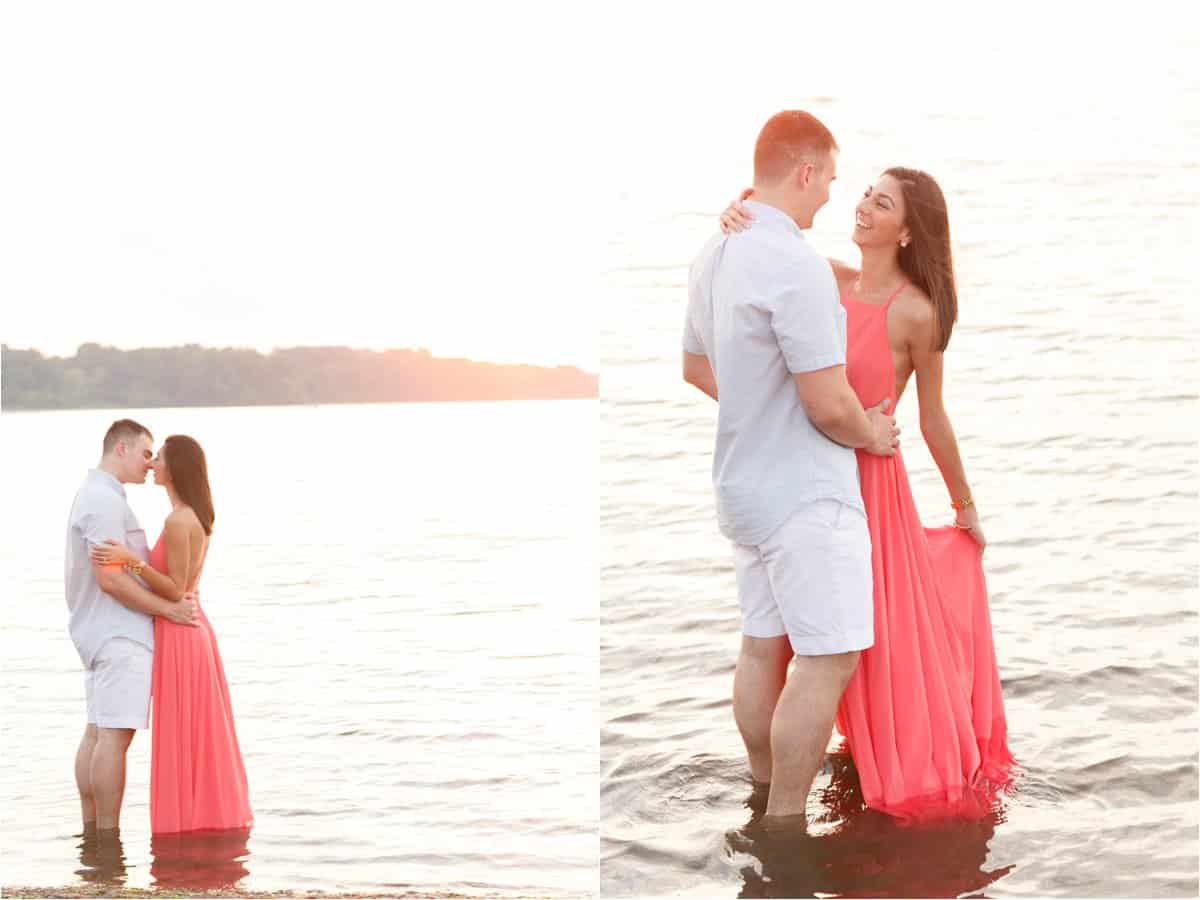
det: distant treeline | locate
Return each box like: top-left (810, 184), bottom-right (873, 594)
top-left (1, 343), bottom-right (598, 410)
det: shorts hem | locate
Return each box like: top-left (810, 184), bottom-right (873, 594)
top-left (741, 621), bottom-right (788, 639)
top-left (90, 717), bottom-right (148, 731)
top-left (787, 628), bottom-right (874, 656)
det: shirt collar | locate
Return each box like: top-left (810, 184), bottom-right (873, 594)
top-left (89, 467), bottom-right (127, 498)
top-left (743, 200), bottom-right (805, 240)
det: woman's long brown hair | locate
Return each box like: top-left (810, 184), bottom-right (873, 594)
top-left (885, 166), bottom-right (958, 351)
top-left (164, 435), bottom-right (215, 536)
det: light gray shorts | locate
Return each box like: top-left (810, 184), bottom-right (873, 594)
top-left (85, 637), bottom-right (153, 730)
top-left (732, 499), bottom-right (874, 656)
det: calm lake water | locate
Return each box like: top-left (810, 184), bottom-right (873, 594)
top-left (599, 86), bottom-right (1199, 898)
top-left (1, 400), bottom-right (597, 897)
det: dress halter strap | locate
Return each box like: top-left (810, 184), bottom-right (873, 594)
top-left (884, 280), bottom-right (907, 307)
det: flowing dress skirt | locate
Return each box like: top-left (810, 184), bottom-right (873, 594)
top-left (149, 536), bottom-right (253, 834)
top-left (834, 447), bottom-right (1016, 820)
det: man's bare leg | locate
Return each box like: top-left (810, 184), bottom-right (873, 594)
top-left (733, 635), bottom-right (794, 784)
top-left (90, 727), bottom-right (135, 832)
top-left (75, 725), bottom-right (99, 831)
top-left (764, 649), bottom-right (861, 822)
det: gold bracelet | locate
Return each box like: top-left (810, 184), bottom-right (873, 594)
top-left (126, 559), bottom-right (146, 577)
top-left (951, 495), bottom-right (974, 511)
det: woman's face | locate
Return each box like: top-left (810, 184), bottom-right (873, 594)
top-left (853, 174), bottom-right (909, 250)
top-left (150, 446), bottom-right (170, 488)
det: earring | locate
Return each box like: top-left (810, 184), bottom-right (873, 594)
top-left (900, 239), bottom-right (909, 248)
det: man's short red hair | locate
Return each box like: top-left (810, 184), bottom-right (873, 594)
top-left (753, 110), bottom-right (838, 183)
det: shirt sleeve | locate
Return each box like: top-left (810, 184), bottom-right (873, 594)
top-left (769, 258), bottom-right (845, 374)
top-left (77, 495), bottom-right (127, 550)
top-left (682, 315), bottom-right (705, 355)
top-left (682, 256), bottom-right (707, 355)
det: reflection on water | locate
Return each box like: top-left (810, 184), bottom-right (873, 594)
top-left (74, 828), bottom-right (252, 892)
top-left (150, 828), bottom-right (252, 890)
top-left (75, 831), bottom-right (128, 886)
top-left (726, 754), bottom-right (1013, 899)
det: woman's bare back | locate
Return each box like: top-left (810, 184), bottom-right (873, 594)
top-left (165, 505), bottom-right (209, 592)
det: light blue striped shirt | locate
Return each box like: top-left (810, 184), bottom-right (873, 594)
top-left (65, 468), bottom-right (153, 667)
top-left (683, 201), bottom-right (864, 545)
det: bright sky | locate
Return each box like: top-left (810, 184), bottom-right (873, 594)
top-left (1, 1), bottom-right (1191, 372)
top-left (1, 2), bottom-right (604, 370)
top-left (589, 0), bottom-right (1192, 201)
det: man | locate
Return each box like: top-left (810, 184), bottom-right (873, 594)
top-left (65, 418), bottom-right (198, 835)
top-left (682, 111), bottom-right (899, 824)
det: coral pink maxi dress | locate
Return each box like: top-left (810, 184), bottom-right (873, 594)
top-left (149, 533), bottom-right (253, 834)
top-left (835, 281), bottom-right (1016, 821)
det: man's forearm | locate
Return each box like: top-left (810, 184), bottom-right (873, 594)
top-left (96, 570), bottom-right (169, 618)
top-left (682, 352), bottom-right (718, 401)
top-left (688, 374), bottom-right (718, 401)
top-left (136, 561), bottom-right (186, 603)
top-left (811, 394), bottom-right (872, 449)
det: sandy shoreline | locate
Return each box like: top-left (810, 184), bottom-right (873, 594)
top-left (1, 889), bottom-right (548, 899)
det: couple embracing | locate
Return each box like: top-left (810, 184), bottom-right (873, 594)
top-left (66, 419), bottom-right (252, 838)
top-left (683, 110), bottom-right (1016, 825)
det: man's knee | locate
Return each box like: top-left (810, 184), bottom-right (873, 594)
top-left (740, 634), bottom-right (794, 664)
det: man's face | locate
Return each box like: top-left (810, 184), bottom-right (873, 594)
top-left (813, 150), bottom-right (838, 214)
top-left (793, 149), bottom-right (838, 229)
top-left (118, 434), bottom-right (154, 484)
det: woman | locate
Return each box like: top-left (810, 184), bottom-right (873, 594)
top-left (91, 435), bottom-right (253, 834)
top-left (720, 168), bottom-right (1016, 820)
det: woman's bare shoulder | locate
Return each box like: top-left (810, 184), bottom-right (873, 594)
top-left (893, 285), bottom-right (937, 345)
top-left (165, 505), bottom-right (203, 533)
top-left (895, 283), bottom-right (934, 318)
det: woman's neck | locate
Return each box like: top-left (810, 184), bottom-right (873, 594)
top-left (166, 485), bottom-right (183, 509)
top-left (856, 245), bottom-right (905, 298)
